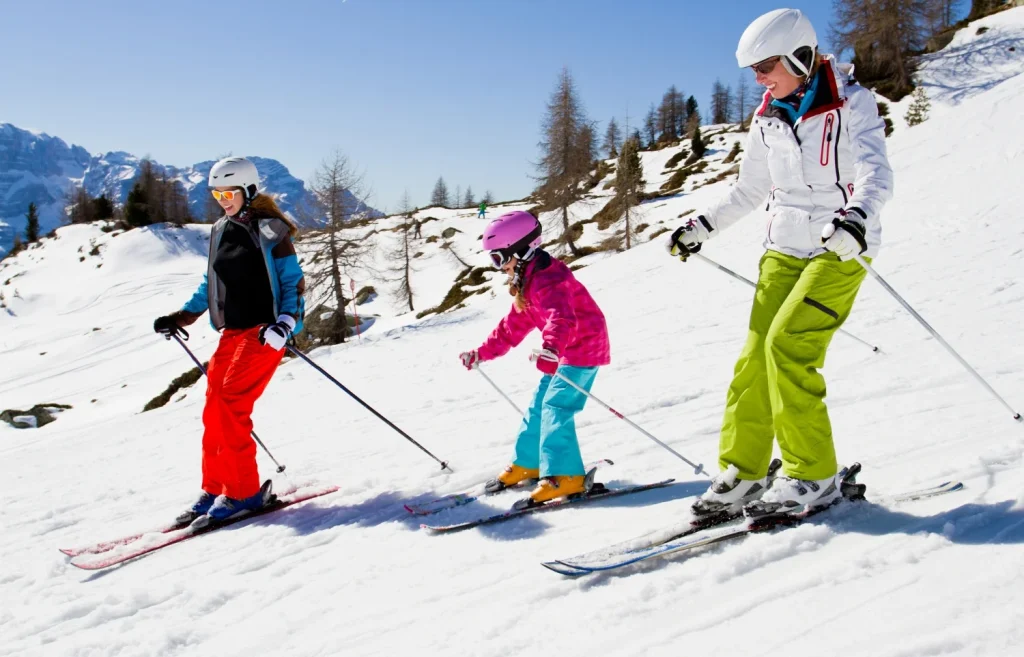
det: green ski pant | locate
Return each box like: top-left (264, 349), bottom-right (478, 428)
top-left (720, 250), bottom-right (868, 481)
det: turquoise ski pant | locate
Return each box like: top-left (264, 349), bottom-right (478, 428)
top-left (512, 365), bottom-right (598, 477)
top-left (720, 251), bottom-right (868, 481)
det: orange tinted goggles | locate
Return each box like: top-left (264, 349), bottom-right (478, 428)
top-left (211, 189), bottom-right (243, 201)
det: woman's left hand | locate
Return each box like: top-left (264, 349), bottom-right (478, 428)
top-left (259, 315), bottom-right (296, 351)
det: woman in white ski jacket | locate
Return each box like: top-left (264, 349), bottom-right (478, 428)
top-left (668, 8), bottom-right (893, 518)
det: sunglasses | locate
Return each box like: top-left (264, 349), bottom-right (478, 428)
top-left (751, 56), bottom-right (782, 76)
top-left (211, 189), bottom-right (243, 201)
top-left (489, 250), bottom-right (513, 268)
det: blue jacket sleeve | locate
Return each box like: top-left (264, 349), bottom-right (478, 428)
top-left (182, 273), bottom-right (209, 314)
top-left (273, 254), bottom-right (304, 318)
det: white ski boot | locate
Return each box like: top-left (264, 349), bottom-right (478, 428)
top-left (692, 463), bottom-right (772, 517)
top-left (744, 473), bottom-right (842, 518)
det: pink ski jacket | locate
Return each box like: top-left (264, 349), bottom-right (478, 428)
top-left (477, 253), bottom-right (610, 368)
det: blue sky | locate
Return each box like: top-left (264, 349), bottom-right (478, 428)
top-left (2, 0), bottom-right (841, 212)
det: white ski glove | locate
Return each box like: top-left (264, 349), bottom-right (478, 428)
top-left (821, 212), bottom-right (868, 261)
top-left (258, 315), bottom-right (296, 351)
top-left (666, 215), bottom-right (714, 261)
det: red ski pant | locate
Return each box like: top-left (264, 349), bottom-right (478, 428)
top-left (201, 327), bottom-right (283, 499)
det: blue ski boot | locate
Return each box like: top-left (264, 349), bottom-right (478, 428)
top-left (176, 491), bottom-right (217, 525)
top-left (195, 480), bottom-right (274, 528)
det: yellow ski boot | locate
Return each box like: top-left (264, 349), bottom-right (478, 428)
top-left (484, 464), bottom-right (539, 494)
top-left (527, 475), bottom-right (588, 504)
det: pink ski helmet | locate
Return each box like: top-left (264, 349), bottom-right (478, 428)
top-left (482, 211), bottom-right (542, 267)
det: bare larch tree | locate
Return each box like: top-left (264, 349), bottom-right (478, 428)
top-left (535, 67), bottom-right (595, 257)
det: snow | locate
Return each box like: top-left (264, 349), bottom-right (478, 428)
top-left (2, 9), bottom-right (1024, 656)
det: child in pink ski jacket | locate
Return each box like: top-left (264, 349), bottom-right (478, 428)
top-left (459, 211), bottom-right (610, 505)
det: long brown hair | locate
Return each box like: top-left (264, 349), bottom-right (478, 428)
top-left (247, 194), bottom-right (298, 237)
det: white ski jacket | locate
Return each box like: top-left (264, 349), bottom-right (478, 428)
top-left (705, 56), bottom-right (894, 259)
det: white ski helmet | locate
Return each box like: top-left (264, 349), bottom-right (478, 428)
top-left (736, 8), bottom-right (818, 78)
top-left (208, 157), bottom-right (260, 199)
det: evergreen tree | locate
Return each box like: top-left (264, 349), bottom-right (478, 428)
top-left (25, 202), bottom-right (40, 243)
top-left (124, 182), bottom-right (151, 228)
top-left (644, 104), bottom-right (658, 147)
top-left (691, 127), bottom-right (706, 160)
top-left (614, 136), bottom-right (646, 250)
top-left (464, 186), bottom-right (475, 208)
top-left (482, 190), bottom-right (494, 204)
top-left (430, 177), bottom-right (450, 207)
top-left (91, 194), bottom-right (115, 220)
top-left (904, 84), bottom-right (931, 126)
top-left (603, 117), bottom-right (621, 158)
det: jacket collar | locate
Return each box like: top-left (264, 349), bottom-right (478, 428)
top-left (756, 56), bottom-right (851, 124)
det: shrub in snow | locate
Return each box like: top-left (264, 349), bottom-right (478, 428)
top-left (905, 85), bottom-right (931, 127)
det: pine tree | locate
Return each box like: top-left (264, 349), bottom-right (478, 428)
top-left (482, 190), bottom-right (494, 204)
top-left (430, 177), bottom-right (450, 208)
top-left (644, 104), bottom-right (658, 148)
top-left (691, 127), bottom-right (706, 159)
top-left (91, 194), bottom-right (115, 220)
top-left (25, 202), bottom-right (40, 243)
top-left (614, 136), bottom-right (646, 250)
top-left (904, 84), bottom-right (931, 126)
top-left (124, 182), bottom-right (150, 228)
top-left (464, 186), bottom-right (475, 208)
top-left (603, 117), bottom-right (621, 158)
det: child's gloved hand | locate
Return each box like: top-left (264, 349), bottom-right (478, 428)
top-left (531, 347), bottom-right (559, 375)
top-left (459, 350), bottom-right (480, 370)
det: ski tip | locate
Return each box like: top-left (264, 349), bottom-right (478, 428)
top-left (540, 561), bottom-right (589, 577)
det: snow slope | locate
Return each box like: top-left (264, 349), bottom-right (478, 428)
top-left (2, 10), bottom-right (1024, 657)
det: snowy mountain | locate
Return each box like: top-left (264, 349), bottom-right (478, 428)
top-left (1, 8), bottom-right (1024, 657)
top-left (0, 126), bottom-right (379, 256)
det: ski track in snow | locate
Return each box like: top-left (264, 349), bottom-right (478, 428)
top-left (2, 10), bottom-right (1024, 657)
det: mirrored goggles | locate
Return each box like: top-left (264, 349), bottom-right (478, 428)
top-left (211, 189), bottom-right (244, 201)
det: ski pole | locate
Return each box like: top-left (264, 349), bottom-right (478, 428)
top-left (476, 366), bottom-right (524, 416)
top-left (693, 252), bottom-right (879, 352)
top-left (531, 351), bottom-right (708, 477)
top-left (168, 332), bottom-right (287, 473)
top-left (853, 254), bottom-right (1022, 423)
top-left (286, 345), bottom-right (454, 472)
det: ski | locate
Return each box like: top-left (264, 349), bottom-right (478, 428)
top-left (421, 478), bottom-right (676, 533)
top-left (67, 485), bottom-right (340, 571)
top-left (542, 471), bottom-right (963, 577)
top-left (60, 520), bottom-right (188, 558)
top-left (404, 458), bottom-right (614, 516)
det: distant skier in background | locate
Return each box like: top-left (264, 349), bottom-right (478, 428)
top-left (459, 211), bottom-right (611, 505)
top-left (153, 157), bottom-right (306, 526)
top-left (666, 9), bottom-right (893, 518)
top-left (478, 201), bottom-right (487, 219)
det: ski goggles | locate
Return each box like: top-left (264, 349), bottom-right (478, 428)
top-left (210, 189), bottom-right (244, 201)
top-left (750, 56), bottom-right (782, 76)
top-left (489, 250), bottom-right (513, 268)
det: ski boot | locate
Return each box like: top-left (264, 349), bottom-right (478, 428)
top-left (743, 463), bottom-right (865, 519)
top-left (193, 480), bottom-right (275, 528)
top-left (483, 464), bottom-right (539, 494)
top-left (175, 491), bottom-right (217, 525)
top-left (513, 467), bottom-right (598, 510)
top-left (691, 458), bottom-right (781, 521)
